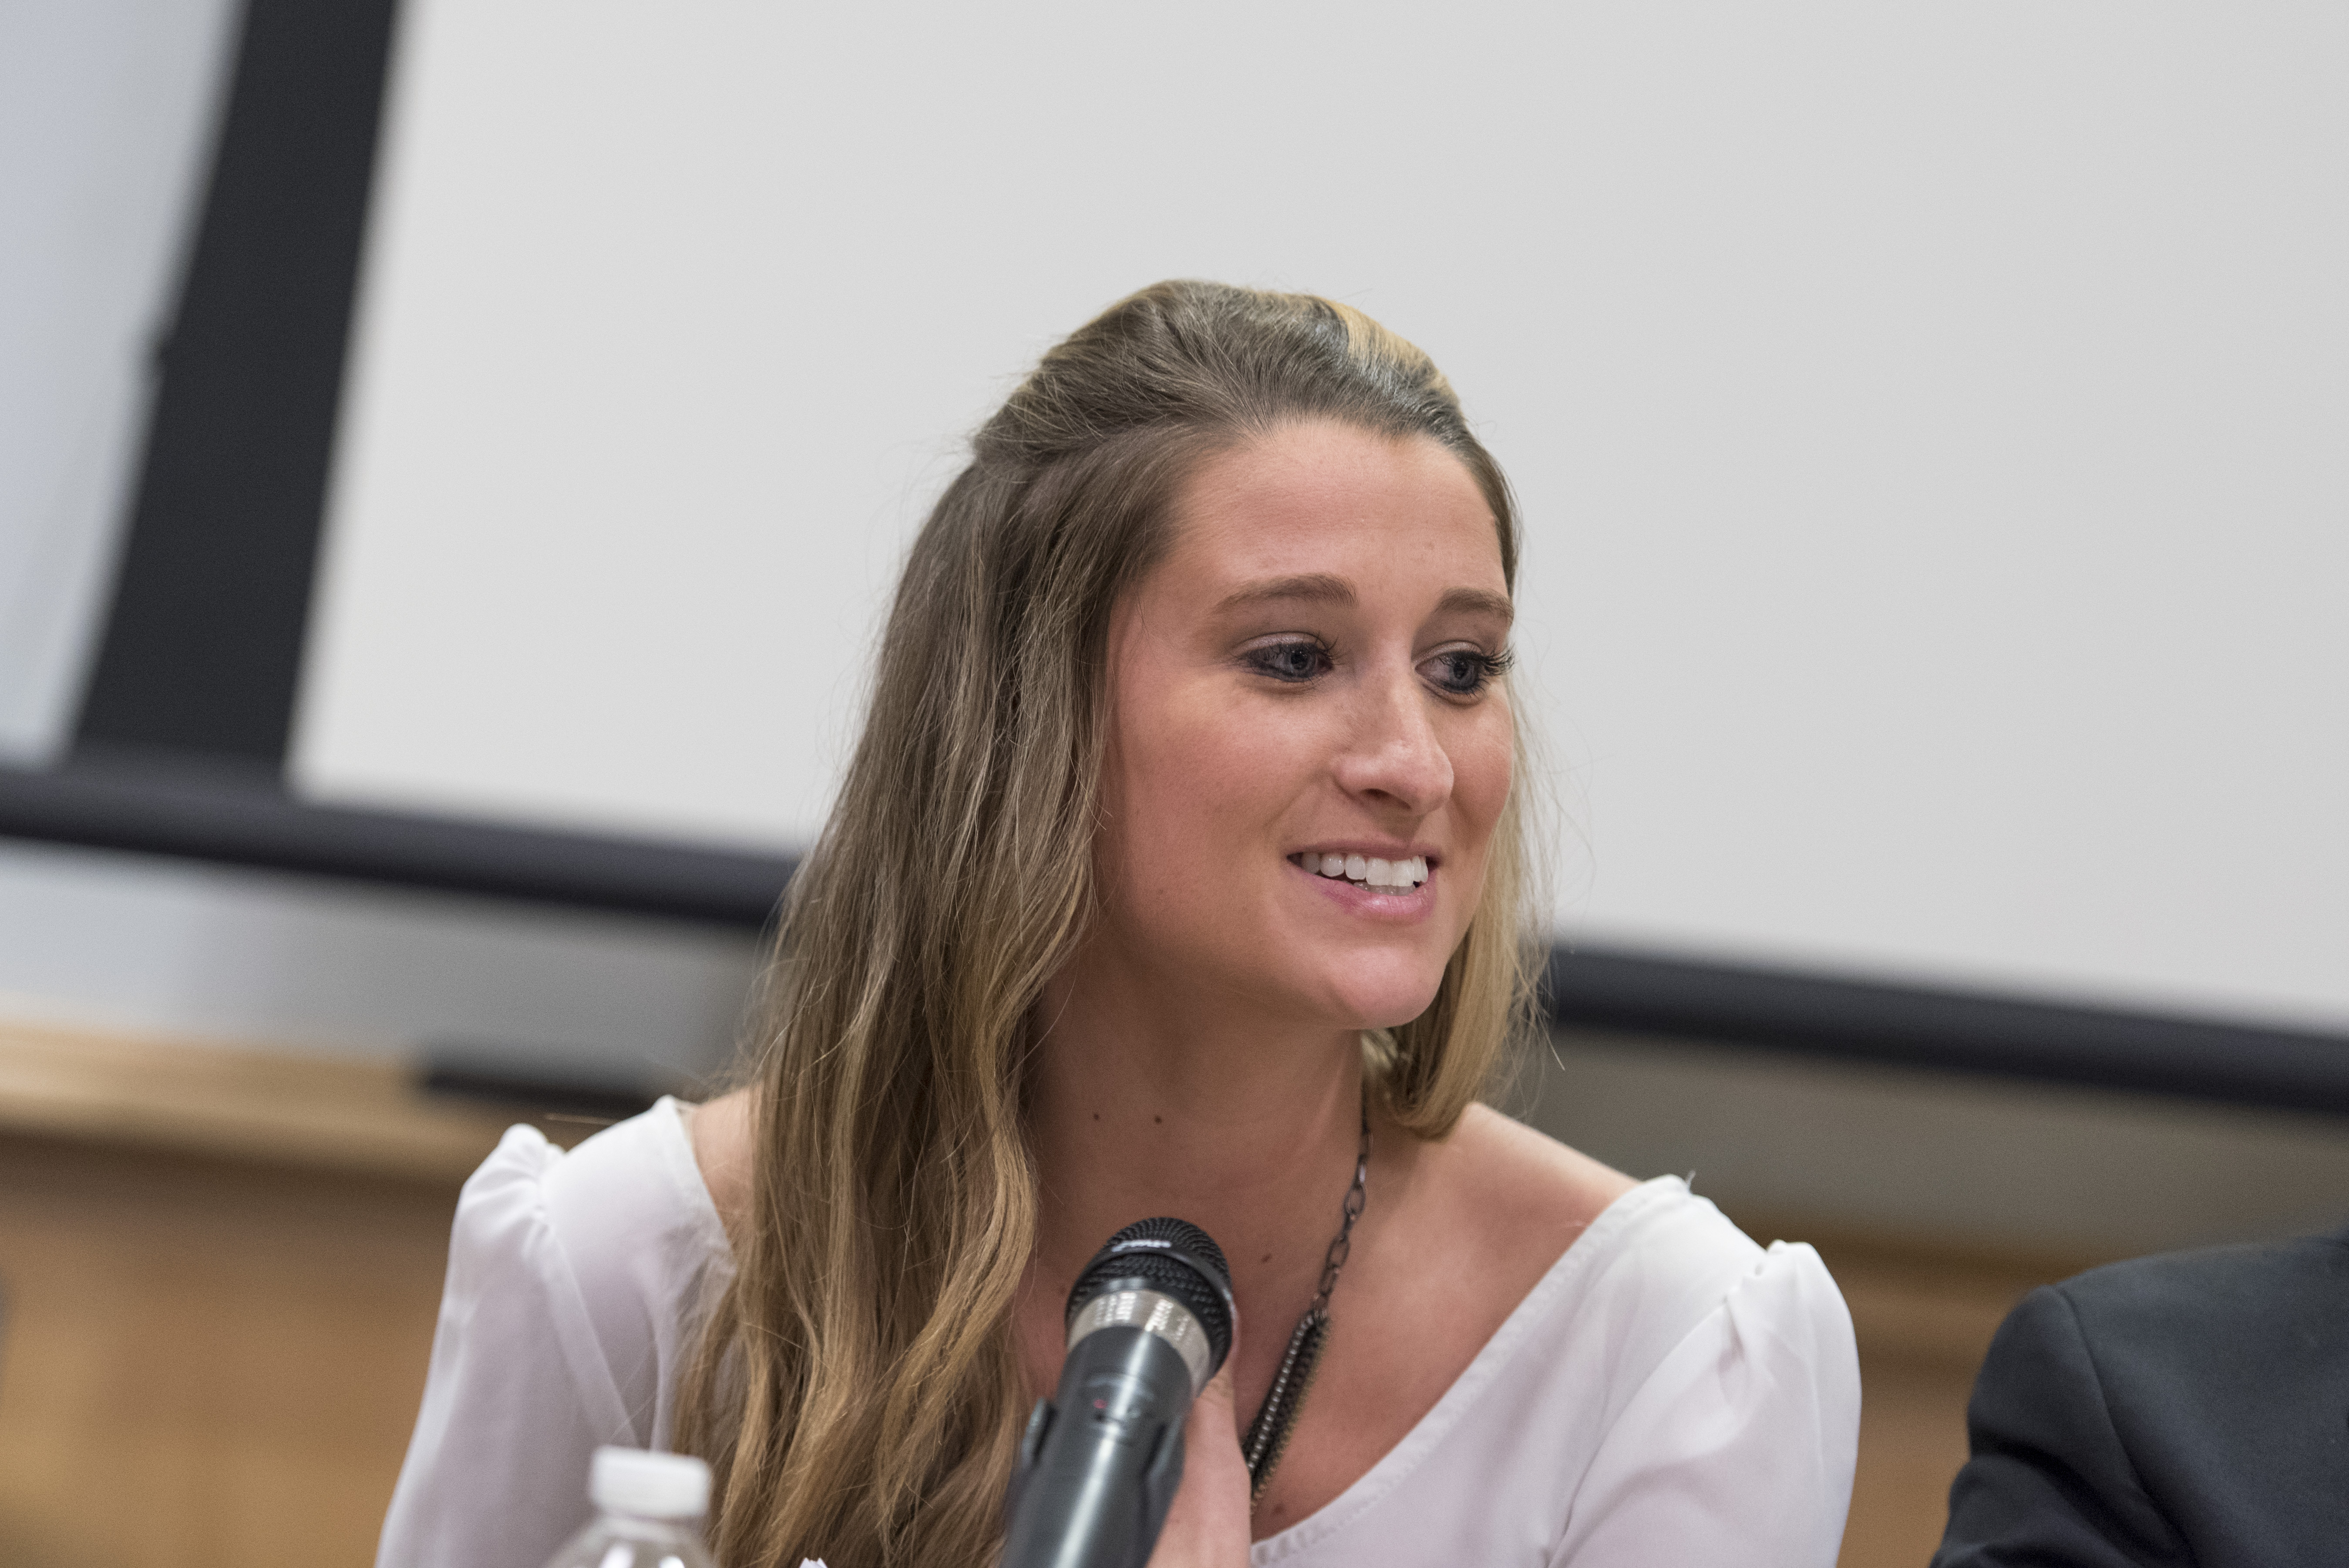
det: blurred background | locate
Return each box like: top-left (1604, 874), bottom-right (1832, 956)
top-left (2, 2), bottom-right (2344, 1564)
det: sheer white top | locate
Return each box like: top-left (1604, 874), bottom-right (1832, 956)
top-left (377, 1098), bottom-right (1860, 1568)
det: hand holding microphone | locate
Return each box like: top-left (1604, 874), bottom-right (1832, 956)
top-left (1137, 1345), bottom-right (1253, 1568)
top-left (1001, 1218), bottom-right (1251, 1568)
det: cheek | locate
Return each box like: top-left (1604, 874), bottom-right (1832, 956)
top-left (1448, 718), bottom-right (1515, 864)
top-left (1102, 683), bottom-right (1290, 892)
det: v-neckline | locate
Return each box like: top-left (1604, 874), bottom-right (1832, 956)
top-left (665, 1101), bottom-right (1687, 1564)
top-left (1245, 1174), bottom-right (1685, 1564)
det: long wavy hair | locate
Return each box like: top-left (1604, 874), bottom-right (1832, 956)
top-left (674, 280), bottom-right (1541, 1568)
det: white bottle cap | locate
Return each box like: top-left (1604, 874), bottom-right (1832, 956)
top-left (590, 1446), bottom-right (712, 1520)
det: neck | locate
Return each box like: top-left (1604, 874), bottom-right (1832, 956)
top-left (1025, 949), bottom-right (1368, 1354)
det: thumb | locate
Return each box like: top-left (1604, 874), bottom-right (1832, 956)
top-left (1194, 1351), bottom-right (1240, 1433)
top-left (1144, 1338), bottom-right (1252, 1568)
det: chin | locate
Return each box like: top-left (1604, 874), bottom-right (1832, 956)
top-left (1311, 962), bottom-right (1449, 1033)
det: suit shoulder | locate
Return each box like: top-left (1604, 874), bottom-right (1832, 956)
top-left (2055, 1228), bottom-right (2349, 1341)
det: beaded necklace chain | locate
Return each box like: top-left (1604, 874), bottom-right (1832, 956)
top-left (1238, 1096), bottom-right (1370, 1505)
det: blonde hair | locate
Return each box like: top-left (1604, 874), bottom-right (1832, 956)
top-left (676, 280), bottom-right (1541, 1567)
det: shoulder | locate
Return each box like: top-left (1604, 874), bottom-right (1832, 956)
top-left (1938, 1279), bottom-right (2190, 1568)
top-left (1409, 1106), bottom-right (1855, 1417)
top-left (1411, 1103), bottom-right (1637, 1275)
top-left (530, 1097), bottom-right (729, 1257)
top-left (1551, 1175), bottom-right (1858, 1566)
top-left (454, 1097), bottom-right (734, 1345)
top-left (449, 1097), bottom-right (734, 1427)
top-left (1941, 1232), bottom-right (2349, 1568)
top-left (1422, 1128), bottom-right (1858, 1566)
top-left (379, 1099), bottom-right (737, 1565)
top-left (1998, 1227), bottom-right (2349, 1420)
top-left (2031, 1226), bottom-right (2349, 1452)
top-left (1555, 1171), bottom-right (1858, 1409)
top-left (2054, 1226), bottom-right (2349, 1341)
top-left (1422, 1105), bottom-right (1845, 1330)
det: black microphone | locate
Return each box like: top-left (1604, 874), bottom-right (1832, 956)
top-left (1002, 1218), bottom-right (1236, 1568)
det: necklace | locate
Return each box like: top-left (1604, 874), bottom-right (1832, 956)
top-left (1238, 1095), bottom-right (1370, 1506)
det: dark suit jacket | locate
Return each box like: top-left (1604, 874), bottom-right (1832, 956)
top-left (1933, 1225), bottom-right (2349, 1567)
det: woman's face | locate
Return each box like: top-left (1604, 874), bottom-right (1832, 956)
top-left (1092, 419), bottom-right (1515, 1033)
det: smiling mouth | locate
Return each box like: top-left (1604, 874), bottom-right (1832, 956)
top-left (1288, 851), bottom-right (1430, 895)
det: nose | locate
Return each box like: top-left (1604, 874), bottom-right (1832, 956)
top-left (1332, 667), bottom-right (1454, 818)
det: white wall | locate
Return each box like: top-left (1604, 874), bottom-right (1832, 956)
top-left (300, 2), bottom-right (2349, 1034)
top-left (0, 0), bottom-right (241, 762)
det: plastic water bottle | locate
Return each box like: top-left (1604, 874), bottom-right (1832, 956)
top-left (542, 1446), bottom-right (719, 1568)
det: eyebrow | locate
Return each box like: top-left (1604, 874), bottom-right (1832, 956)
top-left (1436, 587), bottom-right (1515, 626)
top-left (1213, 573), bottom-right (1356, 613)
top-left (1212, 575), bottom-right (1514, 625)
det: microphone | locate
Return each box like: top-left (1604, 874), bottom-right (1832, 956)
top-left (1002, 1218), bottom-right (1236, 1568)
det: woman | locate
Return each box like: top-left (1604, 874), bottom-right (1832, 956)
top-left (378, 281), bottom-right (1859, 1568)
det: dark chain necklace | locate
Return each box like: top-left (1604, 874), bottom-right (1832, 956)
top-left (1238, 1094), bottom-right (1369, 1505)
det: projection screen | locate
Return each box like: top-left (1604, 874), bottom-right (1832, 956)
top-left (285, 1), bottom-right (2346, 1040)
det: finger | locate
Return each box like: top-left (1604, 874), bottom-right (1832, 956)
top-left (1145, 1350), bottom-right (1252, 1568)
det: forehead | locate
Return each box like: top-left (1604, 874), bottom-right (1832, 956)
top-left (1160, 421), bottom-right (1506, 594)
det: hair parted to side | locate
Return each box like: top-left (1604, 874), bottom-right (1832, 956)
top-left (674, 280), bottom-right (1543, 1568)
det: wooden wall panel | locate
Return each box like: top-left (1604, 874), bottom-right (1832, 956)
top-left (0, 1020), bottom-right (2092, 1567)
top-left (0, 1136), bottom-right (456, 1568)
top-left (1800, 1229), bottom-right (2094, 1568)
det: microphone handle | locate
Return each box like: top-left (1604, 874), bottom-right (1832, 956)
top-left (1001, 1326), bottom-right (1193, 1568)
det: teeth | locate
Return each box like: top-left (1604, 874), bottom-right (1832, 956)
top-left (1296, 851), bottom-right (1434, 893)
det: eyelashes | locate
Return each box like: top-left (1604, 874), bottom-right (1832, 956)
top-left (1242, 638), bottom-right (1513, 698)
top-left (1250, 639), bottom-right (1331, 683)
top-left (1426, 645), bottom-right (1514, 697)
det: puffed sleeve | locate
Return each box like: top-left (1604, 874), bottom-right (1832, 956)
top-left (375, 1127), bottom-right (619, 1567)
top-left (1933, 1286), bottom-right (2191, 1568)
top-left (1554, 1241), bottom-right (1861, 1568)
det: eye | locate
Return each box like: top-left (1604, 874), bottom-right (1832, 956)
top-left (1422, 646), bottom-right (1513, 698)
top-left (1244, 638), bottom-right (1332, 683)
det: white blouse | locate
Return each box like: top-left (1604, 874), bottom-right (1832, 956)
top-left (377, 1099), bottom-right (1860, 1568)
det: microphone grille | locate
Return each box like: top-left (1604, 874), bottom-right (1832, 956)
top-left (1107, 1216), bottom-right (1232, 1278)
top-left (1067, 1217), bottom-right (1235, 1368)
